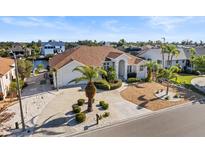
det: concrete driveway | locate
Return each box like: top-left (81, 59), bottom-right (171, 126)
top-left (32, 84), bottom-right (151, 136)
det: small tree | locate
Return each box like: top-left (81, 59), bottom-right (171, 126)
top-left (106, 67), bottom-right (117, 83)
top-left (192, 55), bottom-right (205, 73)
top-left (189, 47), bottom-right (196, 70)
top-left (17, 59), bottom-right (33, 80)
top-left (158, 66), bottom-right (180, 95)
top-left (145, 61), bottom-right (160, 82)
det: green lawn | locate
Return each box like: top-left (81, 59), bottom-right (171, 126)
top-left (171, 73), bottom-right (198, 84)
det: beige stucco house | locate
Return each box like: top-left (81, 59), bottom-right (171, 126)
top-left (49, 46), bottom-right (147, 88)
top-left (0, 57), bottom-right (16, 100)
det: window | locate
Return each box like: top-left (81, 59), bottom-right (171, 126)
top-left (103, 62), bottom-right (110, 70)
top-left (176, 60), bottom-right (179, 64)
top-left (182, 60), bottom-right (185, 63)
top-left (157, 60), bottom-right (162, 64)
top-left (140, 65), bottom-right (144, 71)
top-left (128, 66), bottom-right (132, 73)
top-left (167, 61), bottom-right (171, 66)
top-left (5, 74), bottom-right (8, 79)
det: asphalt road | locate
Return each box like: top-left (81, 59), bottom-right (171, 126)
top-left (78, 102), bottom-right (205, 137)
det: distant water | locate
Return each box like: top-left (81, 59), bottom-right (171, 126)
top-left (33, 59), bottom-right (48, 70)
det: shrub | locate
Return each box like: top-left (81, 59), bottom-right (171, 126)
top-left (127, 77), bottom-right (140, 83)
top-left (76, 112), bottom-right (86, 123)
top-left (103, 112), bottom-right (110, 118)
top-left (110, 79), bottom-right (122, 90)
top-left (102, 103), bottom-right (109, 110)
top-left (73, 106), bottom-right (81, 113)
top-left (77, 99), bottom-right (85, 106)
top-left (99, 101), bottom-right (106, 106)
top-left (72, 104), bottom-right (78, 109)
top-left (99, 115), bottom-right (103, 120)
top-left (95, 79), bottom-right (122, 90)
top-left (72, 104), bottom-right (81, 113)
top-left (127, 72), bottom-right (136, 78)
top-left (174, 93), bottom-right (179, 98)
top-left (94, 80), bottom-right (110, 90)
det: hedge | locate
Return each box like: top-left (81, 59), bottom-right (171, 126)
top-left (94, 80), bottom-right (110, 90)
top-left (94, 79), bottom-right (122, 90)
top-left (110, 79), bottom-right (122, 90)
top-left (127, 77), bottom-right (141, 83)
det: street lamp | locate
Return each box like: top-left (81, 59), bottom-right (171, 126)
top-left (10, 50), bottom-right (25, 131)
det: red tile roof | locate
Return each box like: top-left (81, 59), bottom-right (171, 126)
top-left (49, 46), bottom-right (143, 70)
top-left (0, 57), bottom-right (14, 77)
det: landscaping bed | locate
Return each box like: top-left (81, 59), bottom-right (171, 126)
top-left (94, 79), bottom-right (122, 90)
top-left (120, 82), bottom-right (203, 111)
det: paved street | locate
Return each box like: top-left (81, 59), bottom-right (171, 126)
top-left (78, 102), bottom-right (205, 137)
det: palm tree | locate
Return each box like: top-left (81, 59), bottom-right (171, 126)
top-left (170, 46), bottom-right (180, 66)
top-left (160, 44), bottom-right (166, 68)
top-left (158, 66), bottom-right (180, 95)
top-left (189, 47), bottom-right (196, 70)
top-left (145, 61), bottom-right (160, 82)
top-left (69, 66), bottom-right (107, 112)
top-left (165, 44), bottom-right (180, 67)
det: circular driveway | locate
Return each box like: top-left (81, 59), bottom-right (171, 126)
top-left (191, 77), bottom-right (205, 93)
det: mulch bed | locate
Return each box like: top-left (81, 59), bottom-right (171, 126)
top-left (120, 82), bottom-right (202, 111)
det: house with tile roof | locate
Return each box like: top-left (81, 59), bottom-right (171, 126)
top-left (0, 57), bottom-right (16, 100)
top-left (49, 46), bottom-right (147, 88)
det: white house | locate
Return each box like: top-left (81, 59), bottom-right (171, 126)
top-left (41, 40), bottom-right (65, 56)
top-left (49, 46), bottom-right (147, 88)
top-left (138, 48), bottom-right (191, 69)
top-left (0, 57), bottom-right (16, 100)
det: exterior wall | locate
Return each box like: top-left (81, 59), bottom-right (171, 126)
top-left (166, 59), bottom-right (187, 68)
top-left (53, 60), bottom-right (86, 88)
top-left (127, 61), bottom-right (147, 79)
top-left (0, 65), bottom-right (15, 99)
top-left (113, 54), bottom-right (128, 80)
top-left (42, 45), bottom-right (65, 56)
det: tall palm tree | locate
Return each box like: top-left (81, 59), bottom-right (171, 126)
top-left (189, 47), bottom-right (196, 70)
top-left (157, 66), bottom-right (180, 95)
top-left (69, 65), bottom-right (107, 112)
top-left (145, 61), bottom-right (160, 82)
top-left (165, 44), bottom-right (180, 67)
top-left (160, 44), bottom-right (166, 68)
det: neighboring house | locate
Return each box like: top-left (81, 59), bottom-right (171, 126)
top-left (138, 47), bottom-right (205, 70)
top-left (41, 40), bottom-right (65, 56)
top-left (49, 46), bottom-right (147, 88)
top-left (0, 57), bottom-right (16, 100)
top-left (138, 48), bottom-right (190, 69)
top-left (11, 43), bottom-right (32, 57)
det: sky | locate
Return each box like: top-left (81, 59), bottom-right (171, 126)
top-left (1, 16), bottom-right (205, 42)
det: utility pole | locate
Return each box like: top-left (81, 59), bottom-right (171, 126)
top-left (10, 51), bottom-right (26, 131)
top-left (161, 37), bottom-right (166, 68)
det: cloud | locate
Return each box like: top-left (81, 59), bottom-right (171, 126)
top-left (147, 16), bottom-right (193, 32)
top-left (102, 20), bottom-right (120, 32)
